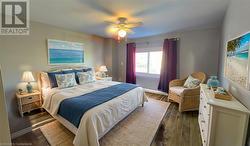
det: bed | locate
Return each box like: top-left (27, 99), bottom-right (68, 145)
top-left (39, 70), bottom-right (147, 146)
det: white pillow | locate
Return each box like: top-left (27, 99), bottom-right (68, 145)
top-left (89, 68), bottom-right (96, 80)
top-left (55, 73), bottom-right (77, 89)
top-left (77, 71), bottom-right (96, 84)
top-left (184, 75), bottom-right (201, 88)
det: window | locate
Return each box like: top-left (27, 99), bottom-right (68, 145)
top-left (149, 51), bottom-right (162, 74)
top-left (136, 51), bottom-right (163, 74)
top-left (135, 52), bottom-right (148, 73)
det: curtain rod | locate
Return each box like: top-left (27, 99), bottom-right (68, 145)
top-left (133, 37), bottom-right (180, 45)
top-left (170, 37), bottom-right (180, 40)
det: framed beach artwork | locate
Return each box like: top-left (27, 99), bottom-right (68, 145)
top-left (225, 32), bottom-right (250, 89)
top-left (48, 39), bottom-right (84, 65)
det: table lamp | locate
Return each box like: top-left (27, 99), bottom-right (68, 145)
top-left (21, 71), bottom-right (35, 93)
top-left (99, 66), bottom-right (108, 77)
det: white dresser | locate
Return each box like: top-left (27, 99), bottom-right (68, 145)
top-left (199, 84), bottom-right (250, 146)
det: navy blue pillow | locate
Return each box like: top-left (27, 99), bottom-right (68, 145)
top-left (47, 71), bottom-right (63, 88)
top-left (62, 69), bottom-right (83, 84)
top-left (83, 68), bottom-right (92, 72)
top-left (62, 70), bottom-right (76, 74)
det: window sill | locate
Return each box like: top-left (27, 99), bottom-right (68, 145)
top-left (136, 73), bottom-right (160, 78)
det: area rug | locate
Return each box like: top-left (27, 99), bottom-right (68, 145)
top-left (40, 98), bottom-right (170, 146)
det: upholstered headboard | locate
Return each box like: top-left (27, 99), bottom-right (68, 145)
top-left (37, 66), bottom-right (94, 98)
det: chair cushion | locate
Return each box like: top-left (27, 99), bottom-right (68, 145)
top-left (183, 75), bottom-right (201, 88)
top-left (169, 86), bottom-right (186, 96)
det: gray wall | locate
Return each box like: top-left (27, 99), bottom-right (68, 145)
top-left (116, 41), bottom-right (127, 82)
top-left (129, 28), bottom-right (221, 90)
top-left (218, 0), bottom-right (250, 145)
top-left (0, 22), bottom-right (106, 133)
top-left (219, 0), bottom-right (250, 110)
top-left (0, 67), bottom-right (11, 144)
top-left (103, 38), bottom-right (119, 81)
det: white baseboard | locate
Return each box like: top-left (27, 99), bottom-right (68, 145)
top-left (144, 88), bottom-right (168, 96)
top-left (11, 118), bottom-right (55, 139)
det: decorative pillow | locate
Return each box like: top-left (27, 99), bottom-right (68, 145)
top-left (82, 68), bottom-right (96, 80)
top-left (41, 72), bottom-right (51, 88)
top-left (184, 75), bottom-right (201, 88)
top-left (89, 69), bottom-right (96, 81)
top-left (62, 69), bottom-right (84, 84)
top-left (47, 71), bottom-right (63, 88)
top-left (55, 73), bottom-right (77, 89)
top-left (77, 71), bottom-right (96, 84)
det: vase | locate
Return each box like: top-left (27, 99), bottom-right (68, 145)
top-left (26, 82), bottom-right (33, 93)
top-left (207, 76), bottom-right (220, 88)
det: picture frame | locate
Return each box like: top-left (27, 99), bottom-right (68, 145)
top-left (47, 39), bottom-right (84, 65)
top-left (224, 31), bottom-right (250, 90)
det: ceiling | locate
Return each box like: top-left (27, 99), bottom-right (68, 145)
top-left (30, 0), bottom-right (230, 38)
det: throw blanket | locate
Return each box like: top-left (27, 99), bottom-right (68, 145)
top-left (58, 83), bottom-right (138, 127)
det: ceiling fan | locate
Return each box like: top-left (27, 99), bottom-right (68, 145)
top-left (106, 17), bottom-right (143, 40)
top-left (84, 0), bottom-right (177, 40)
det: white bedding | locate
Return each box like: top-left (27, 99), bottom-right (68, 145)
top-left (42, 80), bottom-right (147, 146)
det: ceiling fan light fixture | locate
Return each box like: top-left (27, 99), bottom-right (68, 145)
top-left (118, 29), bottom-right (127, 38)
top-left (106, 17), bottom-right (142, 40)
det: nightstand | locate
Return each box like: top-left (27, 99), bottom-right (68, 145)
top-left (96, 76), bottom-right (112, 81)
top-left (16, 90), bottom-right (42, 117)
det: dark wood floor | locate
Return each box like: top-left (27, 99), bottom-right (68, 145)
top-left (12, 93), bottom-right (201, 146)
top-left (24, 109), bottom-right (53, 125)
top-left (154, 103), bottom-right (202, 146)
top-left (148, 92), bottom-right (202, 146)
top-left (12, 130), bottom-right (50, 146)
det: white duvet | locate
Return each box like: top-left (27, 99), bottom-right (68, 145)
top-left (42, 80), bottom-right (147, 146)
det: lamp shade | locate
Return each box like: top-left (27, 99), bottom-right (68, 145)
top-left (99, 66), bottom-right (108, 72)
top-left (21, 71), bottom-right (35, 82)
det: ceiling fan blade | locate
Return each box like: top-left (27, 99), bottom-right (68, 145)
top-left (125, 22), bottom-right (143, 28)
top-left (132, 1), bottom-right (182, 17)
top-left (84, 0), bottom-right (116, 16)
top-left (104, 20), bottom-right (117, 25)
top-left (132, 1), bottom-right (190, 17)
top-left (106, 25), bottom-right (118, 35)
top-left (126, 29), bottom-right (134, 34)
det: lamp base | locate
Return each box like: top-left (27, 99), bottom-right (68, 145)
top-left (26, 82), bottom-right (33, 93)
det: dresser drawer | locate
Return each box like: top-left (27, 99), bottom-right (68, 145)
top-left (199, 99), bottom-right (210, 128)
top-left (199, 109), bottom-right (209, 123)
top-left (198, 84), bottom-right (250, 146)
top-left (22, 101), bottom-right (42, 112)
top-left (200, 89), bottom-right (206, 99)
top-left (200, 96), bottom-right (210, 115)
top-left (21, 95), bottom-right (40, 105)
top-left (199, 113), bottom-right (208, 145)
top-left (201, 127), bottom-right (207, 146)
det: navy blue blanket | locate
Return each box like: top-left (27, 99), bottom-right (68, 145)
top-left (58, 83), bottom-right (138, 128)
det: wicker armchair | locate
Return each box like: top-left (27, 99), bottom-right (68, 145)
top-left (168, 72), bottom-right (206, 112)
